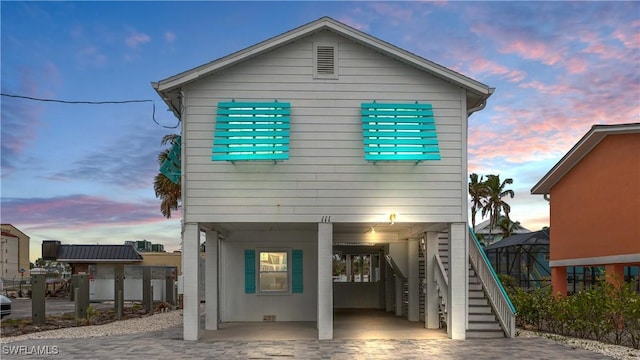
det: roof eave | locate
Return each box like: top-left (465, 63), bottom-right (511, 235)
top-left (531, 123), bottom-right (640, 195)
top-left (154, 17), bottom-right (492, 101)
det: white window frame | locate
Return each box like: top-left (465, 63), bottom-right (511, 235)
top-left (257, 249), bottom-right (291, 294)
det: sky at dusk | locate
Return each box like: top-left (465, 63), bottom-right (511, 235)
top-left (1, 2), bottom-right (639, 262)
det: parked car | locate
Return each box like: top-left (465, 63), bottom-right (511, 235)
top-left (0, 294), bottom-right (11, 318)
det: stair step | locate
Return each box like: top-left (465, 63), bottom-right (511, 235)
top-left (469, 283), bottom-right (483, 291)
top-left (469, 297), bottom-right (490, 306)
top-left (468, 305), bottom-right (493, 314)
top-left (468, 321), bottom-right (503, 331)
top-left (466, 329), bottom-right (506, 339)
top-left (469, 312), bottom-right (497, 322)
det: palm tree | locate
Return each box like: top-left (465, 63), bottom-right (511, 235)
top-left (496, 215), bottom-right (520, 238)
top-left (469, 173), bottom-right (487, 230)
top-left (481, 174), bottom-right (515, 234)
top-left (154, 134), bottom-right (181, 218)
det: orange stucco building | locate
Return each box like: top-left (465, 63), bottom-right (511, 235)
top-left (531, 123), bottom-right (640, 295)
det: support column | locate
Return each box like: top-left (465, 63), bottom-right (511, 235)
top-left (205, 230), bottom-right (219, 330)
top-left (183, 222), bottom-right (201, 341)
top-left (395, 275), bottom-right (403, 316)
top-left (408, 238), bottom-right (419, 321)
top-left (551, 266), bottom-right (567, 297)
top-left (318, 222), bottom-right (333, 340)
top-left (425, 231), bottom-right (439, 329)
top-left (114, 264), bottom-right (124, 320)
top-left (605, 264), bottom-right (625, 287)
top-left (448, 223), bottom-right (466, 339)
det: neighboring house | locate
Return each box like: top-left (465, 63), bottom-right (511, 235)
top-left (141, 251), bottom-right (182, 276)
top-left (531, 123), bottom-right (640, 295)
top-left (153, 17), bottom-right (505, 341)
top-left (0, 224), bottom-right (30, 280)
top-left (473, 219), bottom-right (530, 246)
top-left (42, 241), bottom-right (177, 301)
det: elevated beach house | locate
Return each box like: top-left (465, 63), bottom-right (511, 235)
top-left (152, 17), bottom-right (514, 341)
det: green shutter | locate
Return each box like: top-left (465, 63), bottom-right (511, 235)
top-left (292, 249), bottom-right (303, 293)
top-left (245, 249), bottom-right (256, 293)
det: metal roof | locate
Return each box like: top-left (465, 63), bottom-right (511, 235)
top-left (484, 229), bottom-right (550, 250)
top-left (531, 123), bottom-right (640, 195)
top-left (56, 245), bottom-right (143, 262)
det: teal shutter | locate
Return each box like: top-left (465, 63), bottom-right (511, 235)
top-left (361, 102), bottom-right (440, 163)
top-left (244, 249), bottom-right (256, 293)
top-left (292, 249), bottom-right (303, 293)
top-left (213, 101), bottom-right (290, 162)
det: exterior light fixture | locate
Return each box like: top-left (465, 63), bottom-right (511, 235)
top-left (370, 227), bottom-right (376, 234)
top-left (389, 213), bottom-right (396, 225)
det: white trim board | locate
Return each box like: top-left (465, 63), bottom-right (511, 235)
top-left (550, 253), bottom-right (640, 267)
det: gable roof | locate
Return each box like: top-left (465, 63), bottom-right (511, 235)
top-left (484, 229), bottom-right (549, 250)
top-left (56, 245), bottom-right (143, 263)
top-left (152, 16), bottom-right (493, 118)
top-left (531, 123), bottom-right (640, 195)
top-left (1, 224), bottom-right (30, 239)
top-left (473, 219), bottom-right (530, 235)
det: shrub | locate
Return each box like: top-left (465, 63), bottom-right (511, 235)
top-left (512, 281), bottom-right (640, 349)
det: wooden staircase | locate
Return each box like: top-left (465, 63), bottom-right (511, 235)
top-left (435, 231), bottom-right (506, 338)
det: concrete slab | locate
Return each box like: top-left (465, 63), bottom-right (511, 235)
top-left (201, 309), bottom-right (447, 341)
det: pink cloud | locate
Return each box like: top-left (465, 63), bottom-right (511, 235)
top-left (1, 195), bottom-right (176, 229)
top-left (499, 39), bottom-right (563, 66)
top-left (468, 57), bottom-right (526, 83)
top-left (165, 31), bottom-right (176, 43)
top-left (125, 30), bottom-right (151, 48)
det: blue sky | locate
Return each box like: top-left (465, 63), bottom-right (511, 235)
top-left (2, 2), bottom-right (639, 262)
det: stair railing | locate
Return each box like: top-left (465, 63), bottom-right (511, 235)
top-left (434, 253), bottom-right (448, 325)
top-left (385, 255), bottom-right (408, 318)
top-left (468, 227), bottom-right (516, 338)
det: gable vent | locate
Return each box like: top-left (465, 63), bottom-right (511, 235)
top-left (316, 46), bottom-right (335, 75)
top-left (313, 43), bottom-right (338, 79)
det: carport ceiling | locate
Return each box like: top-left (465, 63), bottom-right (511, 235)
top-left (203, 222), bottom-right (447, 239)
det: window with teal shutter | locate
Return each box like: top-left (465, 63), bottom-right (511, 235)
top-left (213, 101), bottom-right (290, 162)
top-left (160, 136), bottom-right (181, 184)
top-left (361, 102), bottom-right (440, 163)
top-left (292, 250), bottom-right (303, 293)
top-left (244, 249), bottom-right (256, 293)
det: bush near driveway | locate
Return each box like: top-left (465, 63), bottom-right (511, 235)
top-left (505, 277), bottom-right (640, 349)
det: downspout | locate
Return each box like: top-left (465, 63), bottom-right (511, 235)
top-left (543, 194), bottom-right (550, 202)
top-left (466, 100), bottom-right (486, 116)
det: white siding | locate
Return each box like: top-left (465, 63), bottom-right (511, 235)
top-left (219, 230), bottom-right (317, 322)
top-left (182, 30), bottom-right (466, 224)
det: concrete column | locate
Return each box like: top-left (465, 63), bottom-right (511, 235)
top-left (395, 275), bottom-right (403, 316)
top-left (183, 222), bottom-right (201, 341)
top-left (408, 238), bottom-right (419, 321)
top-left (448, 223), bottom-right (466, 339)
top-left (31, 268), bottom-right (47, 326)
top-left (385, 256), bottom-right (393, 312)
top-left (205, 230), bottom-right (219, 330)
top-left (114, 264), bottom-right (124, 320)
top-left (143, 267), bottom-right (153, 314)
top-left (318, 222), bottom-right (333, 340)
top-left (605, 264), bottom-right (625, 287)
top-left (425, 231), bottom-right (439, 329)
top-left (551, 266), bottom-right (567, 297)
